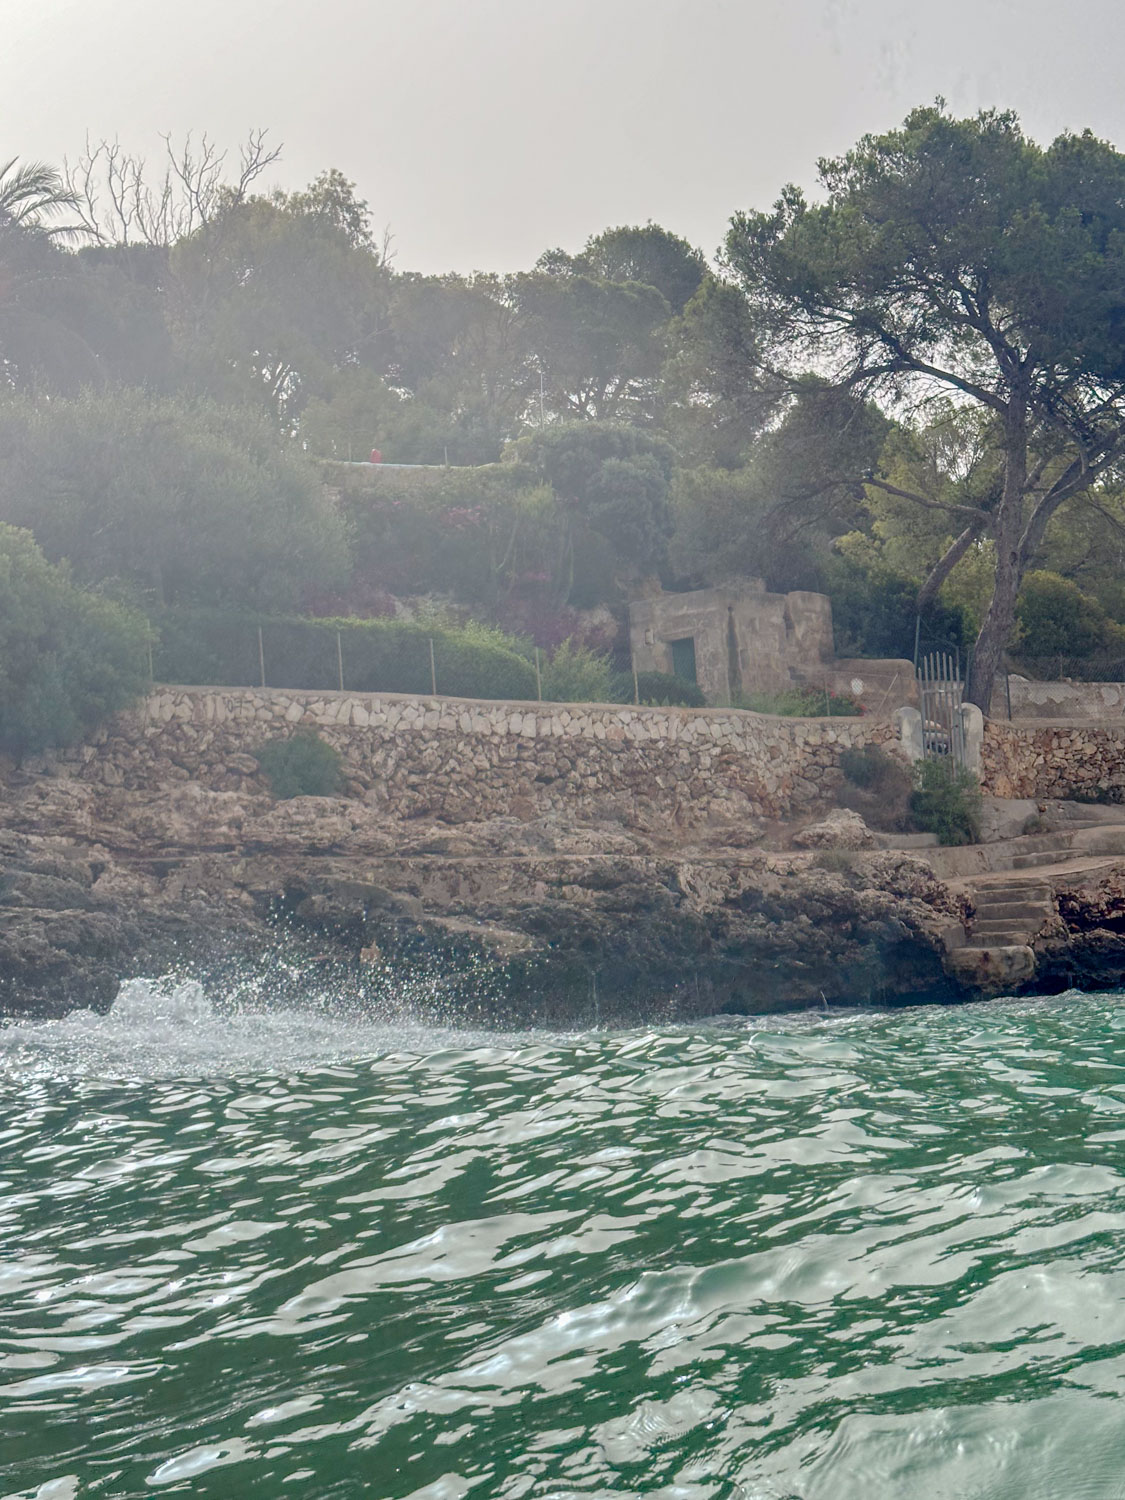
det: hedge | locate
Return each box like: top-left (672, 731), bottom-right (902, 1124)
top-left (154, 610), bottom-right (538, 701)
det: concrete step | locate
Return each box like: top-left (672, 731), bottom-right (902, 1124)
top-left (986, 832), bottom-right (1077, 857)
top-left (1070, 828), bottom-right (1125, 857)
top-left (1045, 800), bottom-right (1125, 827)
top-left (973, 892), bottom-right (1054, 906)
top-left (1010, 849), bottom-right (1076, 870)
top-left (930, 818), bottom-right (1125, 877)
top-left (970, 899), bottom-right (1054, 922)
top-left (954, 874), bottom-right (1057, 955)
top-left (970, 920), bottom-right (1046, 941)
top-left (871, 832), bottom-right (940, 850)
top-left (971, 880), bottom-right (1053, 898)
top-left (927, 835), bottom-right (1075, 879)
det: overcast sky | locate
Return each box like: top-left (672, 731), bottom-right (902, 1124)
top-left (5, 0), bottom-right (1125, 273)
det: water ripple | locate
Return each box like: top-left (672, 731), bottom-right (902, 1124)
top-left (4, 981), bottom-right (1125, 1497)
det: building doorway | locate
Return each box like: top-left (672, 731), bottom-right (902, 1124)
top-left (669, 637), bottom-right (698, 684)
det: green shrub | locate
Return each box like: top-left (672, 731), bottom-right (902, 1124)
top-left (839, 744), bottom-right (900, 790)
top-left (632, 670), bottom-right (706, 707)
top-left (737, 685), bottom-right (862, 717)
top-left (909, 759), bottom-right (982, 846)
top-left (840, 745), bottom-right (880, 788)
top-left (154, 609), bottom-right (538, 701)
top-left (0, 524), bottom-right (152, 757)
top-left (1015, 570), bottom-right (1122, 659)
top-left (255, 732), bottom-right (343, 799)
top-left (539, 639), bottom-right (614, 702)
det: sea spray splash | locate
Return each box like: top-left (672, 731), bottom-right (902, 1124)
top-left (0, 974), bottom-right (521, 1080)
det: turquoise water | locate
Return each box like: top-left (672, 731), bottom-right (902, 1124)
top-left (4, 982), bottom-right (1125, 1499)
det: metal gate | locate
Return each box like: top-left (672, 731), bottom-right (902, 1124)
top-left (917, 651), bottom-right (966, 765)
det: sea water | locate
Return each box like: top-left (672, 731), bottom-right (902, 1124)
top-left (4, 979), bottom-right (1125, 1498)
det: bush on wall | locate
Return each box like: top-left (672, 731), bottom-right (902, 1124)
top-left (255, 732), bottom-right (343, 799)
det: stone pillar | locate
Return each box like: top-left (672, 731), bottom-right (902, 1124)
top-left (960, 703), bottom-right (984, 773)
top-left (894, 706), bottom-right (924, 763)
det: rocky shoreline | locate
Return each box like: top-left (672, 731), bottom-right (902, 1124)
top-left (5, 769), bottom-right (1125, 1024)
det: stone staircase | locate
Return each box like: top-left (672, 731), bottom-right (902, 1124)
top-left (928, 800), bottom-right (1125, 992)
top-left (962, 879), bottom-right (1055, 947)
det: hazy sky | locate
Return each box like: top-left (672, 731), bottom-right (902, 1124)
top-left (5, 0), bottom-right (1125, 273)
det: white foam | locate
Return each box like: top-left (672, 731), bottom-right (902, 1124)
top-left (0, 976), bottom-right (497, 1082)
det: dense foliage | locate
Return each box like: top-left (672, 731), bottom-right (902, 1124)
top-left (726, 106), bottom-right (1125, 707)
top-left (7, 110), bottom-right (1125, 717)
top-left (0, 524), bottom-right (151, 755)
top-left (538, 640), bottom-right (615, 704)
top-left (0, 393), bottom-right (348, 610)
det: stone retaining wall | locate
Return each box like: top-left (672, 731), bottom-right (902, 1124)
top-left (56, 687), bottom-right (898, 826)
top-left (983, 719), bottom-right (1125, 800)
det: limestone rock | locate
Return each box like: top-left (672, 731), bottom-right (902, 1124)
top-left (792, 808), bottom-right (876, 850)
top-left (945, 944), bottom-right (1036, 992)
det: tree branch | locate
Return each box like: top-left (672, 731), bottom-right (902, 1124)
top-left (1018, 439), bottom-right (1125, 565)
top-left (917, 520), bottom-right (985, 610)
top-left (863, 475), bottom-right (987, 523)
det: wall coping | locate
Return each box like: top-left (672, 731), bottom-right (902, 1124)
top-left (985, 716), bottom-right (1125, 733)
top-left (147, 683), bottom-right (878, 725)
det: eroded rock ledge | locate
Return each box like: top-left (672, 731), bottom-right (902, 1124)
top-left (0, 777), bottom-right (966, 1022)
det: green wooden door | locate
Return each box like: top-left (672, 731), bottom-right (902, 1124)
top-left (670, 637), bottom-right (697, 684)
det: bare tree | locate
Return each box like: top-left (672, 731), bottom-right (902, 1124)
top-left (64, 130), bottom-right (283, 247)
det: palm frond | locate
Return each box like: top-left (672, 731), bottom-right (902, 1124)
top-left (0, 158), bottom-right (81, 237)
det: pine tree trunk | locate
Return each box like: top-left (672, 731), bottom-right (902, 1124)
top-left (964, 397), bottom-right (1027, 715)
top-left (964, 553), bottom-right (1020, 713)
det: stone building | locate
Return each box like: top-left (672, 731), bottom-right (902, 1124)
top-left (628, 579), bottom-right (916, 710)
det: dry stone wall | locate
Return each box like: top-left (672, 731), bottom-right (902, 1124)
top-left (56, 687), bottom-right (899, 827)
top-left (46, 687), bottom-right (1125, 821)
top-left (983, 719), bottom-right (1125, 800)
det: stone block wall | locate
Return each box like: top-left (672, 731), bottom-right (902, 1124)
top-left (56, 687), bottom-right (899, 827)
top-left (983, 719), bottom-right (1125, 800)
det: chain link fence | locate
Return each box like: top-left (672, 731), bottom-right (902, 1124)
top-left (150, 612), bottom-right (539, 701)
